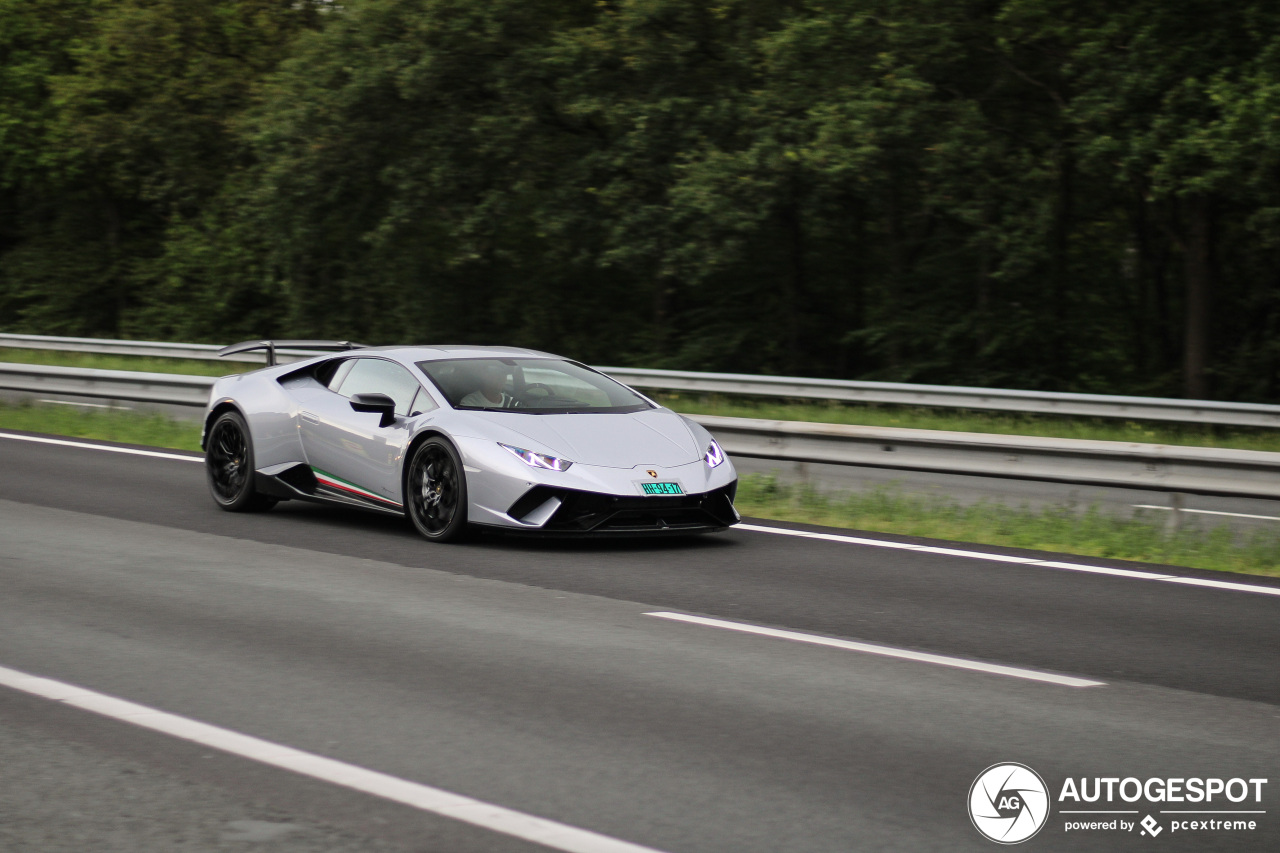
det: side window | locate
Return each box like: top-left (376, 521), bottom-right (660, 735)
top-left (326, 359), bottom-right (355, 391)
top-left (335, 358), bottom-right (422, 417)
top-left (408, 386), bottom-right (438, 416)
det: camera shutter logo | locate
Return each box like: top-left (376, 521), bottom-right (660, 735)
top-left (969, 763), bottom-right (1050, 844)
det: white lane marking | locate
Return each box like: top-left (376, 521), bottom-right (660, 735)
top-left (38, 398), bottom-right (133, 410)
top-left (645, 612), bottom-right (1104, 688)
top-left (1161, 576), bottom-right (1280, 594)
top-left (0, 431), bottom-right (200, 462)
top-left (1022, 560), bottom-right (1175, 581)
top-left (735, 523), bottom-right (1280, 597)
top-left (0, 664), bottom-right (669, 853)
top-left (1132, 504), bottom-right (1280, 522)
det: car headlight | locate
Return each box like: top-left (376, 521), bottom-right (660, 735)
top-left (704, 439), bottom-right (725, 468)
top-left (499, 442), bottom-right (573, 472)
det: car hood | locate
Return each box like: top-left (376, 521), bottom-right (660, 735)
top-left (464, 408), bottom-right (702, 468)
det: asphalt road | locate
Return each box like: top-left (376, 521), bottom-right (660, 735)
top-left (1, 431), bottom-right (1278, 852)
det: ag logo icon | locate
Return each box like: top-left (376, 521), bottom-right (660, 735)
top-left (969, 763), bottom-right (1050, 844)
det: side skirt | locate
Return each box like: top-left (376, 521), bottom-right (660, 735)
top-left (254, 464), bottom-right (404, 517)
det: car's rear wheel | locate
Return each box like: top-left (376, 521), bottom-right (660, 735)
top-left (406, 437), bottom-right (468, 542)
top-left (206, 410), bottom-right (277, 512)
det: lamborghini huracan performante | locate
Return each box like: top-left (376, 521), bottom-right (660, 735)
top-left (202, 341), bottom-right (740, 541)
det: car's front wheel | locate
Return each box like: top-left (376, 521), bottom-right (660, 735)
top-left (205, 410), bottom-right (277, 512)
top-left (406, 437), bottom-right (468, 542)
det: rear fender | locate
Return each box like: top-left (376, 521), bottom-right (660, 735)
top-left (205, 374), bottom-right (306, 470)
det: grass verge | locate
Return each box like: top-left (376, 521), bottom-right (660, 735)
top-left (736, 475), bottom-right (1280, 577)
top-left (0, 400), bottom-right (203, 452)
top-left (2, 399), bottom-right (1276, 577)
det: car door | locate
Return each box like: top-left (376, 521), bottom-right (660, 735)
top-left (298, 357), bottom-right (429, 509)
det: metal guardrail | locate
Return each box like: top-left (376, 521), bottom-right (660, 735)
top-left (0, 362), bottom-right (214, 407)
top-left (4, 361), bottom-right (1280, 500)
top-left (4, 332), bottom-right (1280, 426)
top-left (599, 367), bottom-right (1280, 428)
top-left (698, 415), bottom-right (1280, 501)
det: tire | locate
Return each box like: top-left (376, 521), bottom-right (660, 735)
top-left (205, 410), bottom-right (277, 512)
top-left (405, 436), bottom-right (468, 542)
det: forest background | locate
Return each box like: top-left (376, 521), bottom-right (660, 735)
top-left (3, 0), bottom-right (1280, 402)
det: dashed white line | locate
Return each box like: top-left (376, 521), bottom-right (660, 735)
top-left (734, 523), bottom-right (1280, 597)
top-left (645, 612), bottom-right (1105, 688)
top-left (0, 431), bottom-right (199, 462)
top-left (0, 663), bottom-right (670, 853)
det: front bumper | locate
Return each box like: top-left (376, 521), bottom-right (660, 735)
top-left (456, 435), bottom-right (739, 534)
top-left (500, 481), bottom-right (739, 535)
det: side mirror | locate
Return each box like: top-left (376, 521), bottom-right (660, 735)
top-left (349, 393), bottom-right (397, 428)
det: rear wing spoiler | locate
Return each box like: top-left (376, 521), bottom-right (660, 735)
top-left (218, 340), bottom-right (367, 367)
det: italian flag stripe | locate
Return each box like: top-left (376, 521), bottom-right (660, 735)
top-left (311, 467), bottom-right (401, 507)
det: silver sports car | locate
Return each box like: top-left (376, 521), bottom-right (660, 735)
top-left (202, 341), bottom-right (739, 541)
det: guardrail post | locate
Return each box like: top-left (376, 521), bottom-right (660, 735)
top-left (794, 460), bottom-right (810, 490)
top-left (1166, 492), bottom-right (1185, 534)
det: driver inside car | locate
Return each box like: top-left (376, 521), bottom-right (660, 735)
top-left (460, 362), bottom-right (514, 408)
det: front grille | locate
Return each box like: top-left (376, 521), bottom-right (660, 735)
top-left (507, 482), bottom-right (738, 533)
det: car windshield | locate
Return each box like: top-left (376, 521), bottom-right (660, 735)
top-left (417, 357), bottom-right (655, 414)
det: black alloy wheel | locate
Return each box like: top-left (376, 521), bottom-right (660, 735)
top-left (406, 437), bottom-right (468, 542)
top-left (205, 410), bottom-right (277, 512)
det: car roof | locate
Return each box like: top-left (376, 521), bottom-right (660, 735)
top-left (357, 345), bottom-right (561, 362)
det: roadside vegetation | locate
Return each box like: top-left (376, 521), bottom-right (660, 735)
top-left (5, 2), bottom-right (1280, 410)
top-left (3, 400), bottom-right (1275, 577)
top-left (735, 476), bottom-right (1280, 578)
